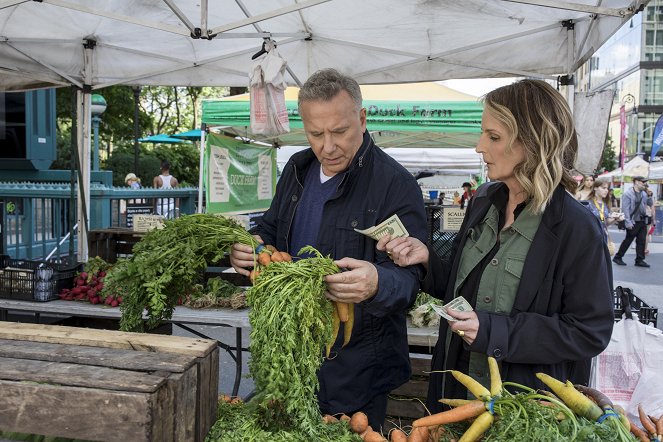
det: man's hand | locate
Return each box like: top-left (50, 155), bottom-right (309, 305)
top-left (324, 258), bottom-right (378, 303)
top-left (446, 308), bottom-right (479, 345)
top-left (229, 235), bottom-right (263, 276)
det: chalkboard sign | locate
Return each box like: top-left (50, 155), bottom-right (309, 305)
top-left (126, 202), bottom-right (153, 229)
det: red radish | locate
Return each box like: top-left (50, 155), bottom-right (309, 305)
top-left (99, 271), bottom-right (106, 277)
top-left (80, 272), bottom-right (88, 279)
top-left (110, 299), bottom-right (119, 307)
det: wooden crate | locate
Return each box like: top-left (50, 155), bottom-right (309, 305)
top-left (0, 322), bottom-right (219, 441)
top-left (385, 353), bottom-right (431, 431)
top-left (88, 228), bottom-right (145, 264)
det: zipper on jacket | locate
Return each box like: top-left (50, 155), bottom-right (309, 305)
top-left (285, 162), bottom-right (303, 251)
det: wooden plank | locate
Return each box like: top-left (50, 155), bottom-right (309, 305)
top-left (171, 366), bottom-right (197, 441)
top-left (391, 379), bottom-right (429, 398)
top-left (0, 380), bottom-right (156, 441)
top-left (386, 397), bottom-right (427, 419)
top-left (0, 338), bottom-right (194, 373)
top-left (0, 322), bottom-right (217, 357)
top-left (0, 356), bottom-right (166, 393)
top-left (195, 347), bottom-right (218, 442)
top-left (407, 323), bottom-right (439, 348)
top-left (410, 353), bottom-right (432, 377)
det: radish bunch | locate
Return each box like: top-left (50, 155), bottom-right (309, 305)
top-left (58, 257), bottom-right (120, 306)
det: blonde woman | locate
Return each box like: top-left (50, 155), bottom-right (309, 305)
top-left (586, 179), bottom-right (623, 255)
top-left (378, 80), bottom-right (613, 413)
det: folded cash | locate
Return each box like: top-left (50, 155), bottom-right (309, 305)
top-left (430, 296), bottom-right (474, 322)
top-left (353, 214), bottom-right (409, 241)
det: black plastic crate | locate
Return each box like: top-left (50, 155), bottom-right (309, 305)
top-left (0, 255), bottom-right (80, 302)
top-left (426, 204), bottom-right (457, 260)
top-left (613, 286), bottom-right (658, 327)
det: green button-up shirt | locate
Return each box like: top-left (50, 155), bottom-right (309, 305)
top-left (451, 202), bottom-right (542, 392)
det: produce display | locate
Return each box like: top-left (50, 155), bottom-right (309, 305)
top-left (207, 246), bottom-right (365, 441)
top-left (98, 213), bottom-right (258, 331)
top-left (58, 256), bottom-right (115, 305)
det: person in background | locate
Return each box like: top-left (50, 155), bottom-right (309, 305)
top-left (585, 178), bottom-right (623, 231)
top-left (612, 176), bottom-right (653, 267)
top-left (645, 185), bottom-right (655, 255)
top-left (460, 181), bottom-right (475, 209)
top-left (125, 173), bottom-right (142, 189)
top-left (575, 174), bottom-right (595, 200)
top-left (584, 178), bottom-right (623, 257)
top-left (377, 80), bottom-right (614, 414)
top-left (153, 160), bottom-right (179, 218)
top-left (229, 68), bottom-right (428, 430)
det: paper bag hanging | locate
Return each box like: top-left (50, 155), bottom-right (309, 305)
top-left (249, 41), bottom-right (290, 136)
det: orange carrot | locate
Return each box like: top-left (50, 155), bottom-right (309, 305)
top-left (326, 307), bottom-right (340, 358)
top-left (265, 245), bottom-right (277, 253)
top-left (363, 430), bottom-right (386, 442)
top-left (406, 426), bottom-right (429, 442)
top-left (336, 301), bottom-right (350, 322)
top-left (339, 414), bottom-right (351, 422)
top-left (322, 414), bottom-right (338, 424)
top-left (412, 400), bottom-right (486, 427)
top-left (639, 404), bottom-right (657, 436)
top-left (258, 252), bottom-right (271, 266)
top-left (249, 269), bottom-right (260, 284)
top-left (389, 428), bottom-right (407, 442)
top-left (630, 418), bottom-right (650, 442)
top-left (280, 251), bottom-right (292, 262)
top-left (270, 251), bottom-right (284, 262)
top-left (350, 411), bottom-right (369, 434)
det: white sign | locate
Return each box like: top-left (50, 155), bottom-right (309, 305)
top-left (442, 207), bottom-right (466, 232)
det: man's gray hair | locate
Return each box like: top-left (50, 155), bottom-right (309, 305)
top-left (298, 68), bottom-right (363, 112)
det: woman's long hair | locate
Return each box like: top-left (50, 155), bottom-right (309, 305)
top-left (588, 178), bottom-right (611, 207)
top-left (483, 80), bottom-right (578, 213)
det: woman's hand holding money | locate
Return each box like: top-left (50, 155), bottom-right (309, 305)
top-left (376, 235), bottom-right (429, 270)
top-left (446, 308), bottom-right (479, 344)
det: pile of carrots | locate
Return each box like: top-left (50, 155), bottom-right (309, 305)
top-left (249, 244), bottom-right (292, 283)
top-left (632, 404), bottom-right (663, 442)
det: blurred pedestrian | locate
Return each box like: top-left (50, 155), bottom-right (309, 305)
top-left (460, 181), bottom-right (475, 209)
top-left (575, 174), bottom-right (595, 200)
top-left (153, 160), bottom-right (179, 218)
top-left (645, 185), bottom-right (655, 255)
top-left (612, 176), bottom-right (653, 267)
top-left (585, 178), bottom-right (622, 256)
top-left (125, 172), bottom-right (142, 189)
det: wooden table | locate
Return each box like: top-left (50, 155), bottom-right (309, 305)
top-left (0, 299), bottom-right (439, 397)
top-left (0, 299), bottom-right (249, 397)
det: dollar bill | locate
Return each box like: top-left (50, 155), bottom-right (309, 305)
top-left (353, 214), bottom-right (409, 241)
top-left (430, 296), bottom-right (474, 322)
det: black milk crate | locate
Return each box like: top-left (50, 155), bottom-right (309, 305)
top-left (426, 204), bottom-right (457, 260)
top-left (613, 286), bottom-right (658, 327)
top-left (0, 255), bottom-right (80, 302)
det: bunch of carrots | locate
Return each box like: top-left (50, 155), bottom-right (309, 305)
top-left (249, 244), bottom-right (293, 283)
top-left (405, 358), bottom-right (650, 441)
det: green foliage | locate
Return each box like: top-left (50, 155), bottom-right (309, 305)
top-left (104, 214), bottom-right (258, 332)
top-left (245, 247), bottom-right (340, 437)
top-left (104, 149), bottom-right (161, 187)
top-left (598, 134), bottom-right (617, 174)
top-left (152, 143), bottom-right (201, 186)
top-left (207, 402), bottom-right (360, 442)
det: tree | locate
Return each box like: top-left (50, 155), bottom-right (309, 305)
top-left (597, 134), bottom-right (617, 174)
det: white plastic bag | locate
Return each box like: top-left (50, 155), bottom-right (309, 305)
top-left (249, 42), bottom-right (290, 136)
top-left (591, 315), bottom-right (663, 423)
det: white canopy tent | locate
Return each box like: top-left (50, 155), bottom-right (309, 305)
top-left (0, 0), bottom-right (648, 260)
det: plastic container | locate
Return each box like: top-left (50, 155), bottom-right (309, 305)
top-left (613, 286), bottom-right (658, 327)
top-left (0, 255), bottom-right (80, 302)
top-left (428, 190), bottom-right (439, 200)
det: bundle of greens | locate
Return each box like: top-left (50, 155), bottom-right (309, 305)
top-left (105, 213), bottom-right (258, 331)
top-left (242, 246), bottom-right (342, 439)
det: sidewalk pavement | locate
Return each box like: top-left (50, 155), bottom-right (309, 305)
top-left (609, 228), bottom-right (663, 330)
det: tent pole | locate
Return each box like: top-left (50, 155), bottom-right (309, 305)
top-left (198, 124), bottom-right (206, 213)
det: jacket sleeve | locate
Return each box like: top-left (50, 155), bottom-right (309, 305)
top-left (361, 175), bottom-right (428, 318)
top-left (622, 190), bottom-right (635, 228)
top-left (470, 218), bottom-right (614, 365)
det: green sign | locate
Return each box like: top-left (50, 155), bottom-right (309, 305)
top-left (203, 100), bottom-right (483, 133)
top-left (204, 133), bottom-right (276, 215)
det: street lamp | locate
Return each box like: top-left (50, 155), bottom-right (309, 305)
top-left (90, 94), bottom-right (107, 171)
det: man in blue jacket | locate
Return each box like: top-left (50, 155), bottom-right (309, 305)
top-left (230, 68), bottom-right (428, 429)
